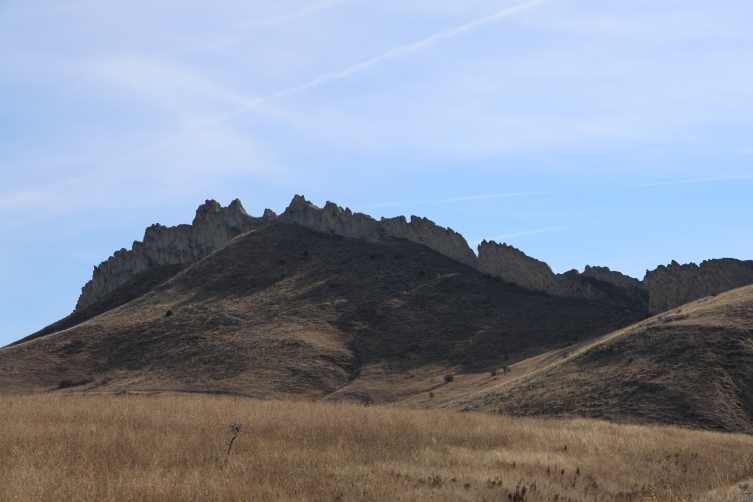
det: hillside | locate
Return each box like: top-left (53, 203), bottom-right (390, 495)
top-left (3, 219), bottom-right (753, 434)
top-left (0, 221), bottom-right (643, 400)
top-left (437, 285), bottom-right (753, 434)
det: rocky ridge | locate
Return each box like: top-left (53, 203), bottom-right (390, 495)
top-left (644, 258), bottom-right (753, 314)
top-left (76, 195), bottom-right (753, 314)
top-left (477, 240), bottom-right (649, 311)
top-left (76, 199), bottom-right (276, 309)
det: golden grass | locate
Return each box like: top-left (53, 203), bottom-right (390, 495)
top-left (1, 393), bottom-right (752, 501)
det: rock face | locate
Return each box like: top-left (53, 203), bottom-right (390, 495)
top-left (380, 215), bottom-right (478, 269)
top-left (477, 240), bottom-right (649, 311)
top-left (77, 194), bottom-right (753, 315)
top-left (278, 195), bottom-right (385, 243)
top-left (279, 195), bottom-right (478, 269)
top-left (644, 259), bottom-right (753, 314)
top-left (77, 195), bottom-right (478, 309)
top-left (76, 200), bottom-right (276, 309)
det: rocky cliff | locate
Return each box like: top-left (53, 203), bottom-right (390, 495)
top-left (77, 196), bottom-right (478, 309)
top-left (644, 258), bottom-right (753, 314)
top-left (77, 195), bottom-right (752, 315)
top-left (76, 199), bottom-right (276, 309)
top-left (477, 240), bottom-right (649, 311)
top-left (278, 195), bottom-right (478, 269)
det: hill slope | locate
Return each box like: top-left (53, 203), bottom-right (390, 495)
top-left (4, 221), bottom-right (752, 433)
top-left (439, 285), bottom-right (753, 434)
top-left (0, 222), bottom-right (644, 400)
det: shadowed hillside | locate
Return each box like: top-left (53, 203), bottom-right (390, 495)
top-left (0, 222), bottom-right (644, 400)
top-left (440, 285), bottom-right (753, 434)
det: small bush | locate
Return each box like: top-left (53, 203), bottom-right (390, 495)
top-left (628, 357), bottom-right (634, 364)
top-left (303, 250), bottom-right (308, 256)
top-left (165, 310), bottom-right (173, 317)
top-left (429, 391), bottom-right (435, 399)
top-left (502, 365), bottom-right (510, 375)
top-left (419, 270), bottom-right (425, 277)
top-left (490, 369), bottom-right (498, 377)
top-left (370, 253), bottom-right (377, 260)
top-left (57, 378), bottom-right (93, 390)
top-left (444, 374), bottom-right (454, 384)
top-left (58, 379), bottom-right (75, 389)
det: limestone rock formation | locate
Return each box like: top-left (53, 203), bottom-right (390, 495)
top-left (477, 240), bottom-right (649, 311)
top-left (77, 195), bottom-right (479, 309)
top-left (279, 195), bottom-right (478, 269)
top-left (76, 194), bottom-right (752, 315)
top-left (644, 258), bottom-right (753, 314)
top-left (477, 240), bottom-right (557, 291)
top-left (582, 265), bottom-right (642, 290)
top-left (381, 215), bottom-right (478, 269)
top-left (76, 199), bottom-right (276, 309)
top-left (278, 196), bottom-right (385, 242)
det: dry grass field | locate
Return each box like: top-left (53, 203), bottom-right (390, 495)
top-left (2, 393), bottom-right (752, 502)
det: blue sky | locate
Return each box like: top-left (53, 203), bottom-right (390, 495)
top-left (1, 0), bottom-right (752, 346)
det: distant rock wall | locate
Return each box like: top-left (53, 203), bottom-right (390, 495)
top-left (76, 194), bottom-right (753, 315)
top-left (76, 199), bottom-right (276, 309)
top-left (77, 195), bottom-right (478, 309)
top-left (477, 240), bottom-right (649, 311)
top-left (277, 195), bottom-right (385, 243)
top-left (279, 195), bottom-right (478, 269)
top-left (381, 215), bottom-right (478, 269)
top-left (644, 259), bottom-right (753, 314)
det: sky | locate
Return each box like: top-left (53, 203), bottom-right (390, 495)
top-left (1, 0), bottom-right (752, 346)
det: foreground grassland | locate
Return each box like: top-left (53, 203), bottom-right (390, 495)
top-left (1, 394), bottom-right (752, 501)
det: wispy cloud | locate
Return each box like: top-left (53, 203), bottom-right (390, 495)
top-left (265, 0), bottom-right (548, 100)
top-left (358, 174), bottom-right (753, 209)
top-left (256, 0), bottom-right (354, 26)
top-left (189, 0), bottom-right (356, 53)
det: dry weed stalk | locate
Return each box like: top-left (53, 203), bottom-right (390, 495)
top-left (224, 421), bottom-right (243, 465)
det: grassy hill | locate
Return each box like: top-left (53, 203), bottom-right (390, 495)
top-left (2, 221), bottom-right (752, 434)
top-left (437, 285), bottom-right (753, 434)
top-left (0, 222), bottom-right (642, 395)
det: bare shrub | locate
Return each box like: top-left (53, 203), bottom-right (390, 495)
top-left (444, 374), bottom-right (454, 384)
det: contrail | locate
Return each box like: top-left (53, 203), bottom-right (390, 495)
top-left (357, 174), bottom-right (753, 210)
top-left (480, 220), bottom-right (618, 244)
top-left (265, 0), bottom-right (547, 100)
top-left (183, 0), bottom-right (548, 127)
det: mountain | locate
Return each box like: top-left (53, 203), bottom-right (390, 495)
top-left (0, 221), bottom-right (644, 398)
top-left (70, 196), bottom-right (753, 316)
top-left (2, 195), bottom-right (752, 434)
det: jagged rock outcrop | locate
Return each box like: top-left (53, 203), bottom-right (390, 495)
top-left (279, 195), bottom-right (478, 269)
top-left (77, 194), bottom-right (752, 315)
top-left (76, 199), bottom-right (276, 309)
top-left (477, 241), bottom-right (557, 291)
top-left (278, 196), bottom-right (385, 243)
top-left (644, 258), bottom-right (753, 314)
top-left (380, 215), bottom-right (478, 269)
top-left (477, 240), bottom-right (649, 311)
top-left (78, 195), bottom-right (479, 309)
